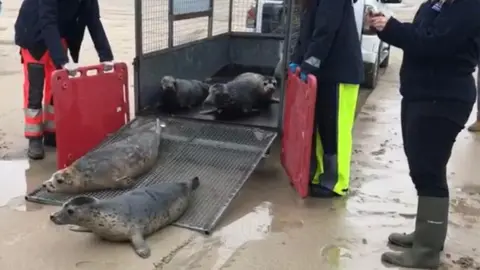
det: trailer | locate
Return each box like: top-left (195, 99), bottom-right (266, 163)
top-left (25, 0), bottom-right (371, 234)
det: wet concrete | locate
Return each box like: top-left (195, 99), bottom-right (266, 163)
top-left (1, 0), bottom-right (480, 269)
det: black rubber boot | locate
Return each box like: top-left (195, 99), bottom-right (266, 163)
top-left (381, 196), bottom-right (448, 269)
top-left (43, 132), bottom-right (56, 147)
top-left (27, 138), bottom-right (45, 160)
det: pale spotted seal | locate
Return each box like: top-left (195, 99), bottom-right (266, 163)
top-left (42, 118), bottom-right (165, 194)
top-left (202, 72), bottom-right (279, 117)
top-left (49, 177), bottom-right (200, 258)
top-left (160, 75), bottom-right (210, 112)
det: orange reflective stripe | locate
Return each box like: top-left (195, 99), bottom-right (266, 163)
top-left (24, 108), bottom-right (42, 124)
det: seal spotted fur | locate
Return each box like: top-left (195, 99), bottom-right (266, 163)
top-left (49, 177), bottom-right (200, 258)
top-left (160, 75), bottom-right (210, 112)
top-left (202, 72), bottom-right (279, 117)
top-left (42, 119), bottom-right (165, 193)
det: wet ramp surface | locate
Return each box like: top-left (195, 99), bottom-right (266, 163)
top-left (25, 117), bottom-right (277, 233)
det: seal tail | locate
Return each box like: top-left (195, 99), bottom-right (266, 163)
top-left (190, 177), bottom-right (200, 191)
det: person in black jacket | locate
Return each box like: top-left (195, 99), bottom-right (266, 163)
top-left (368, 0), bottom-right (480, 268)
top-left (14, 0), bottom-right (114, 160)
top-left (288, 0), bottom-right (364, 198)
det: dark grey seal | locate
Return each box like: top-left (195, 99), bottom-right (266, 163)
top-left (49, 177), bottom-right (200, 258)
top-left (202, 72), bottom-right (279, 117)
top-left (42, 118), bottom-right (165, 193)
top-left (160, 75), bottom-right (210, 112)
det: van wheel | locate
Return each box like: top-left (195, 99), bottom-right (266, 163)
top-left (380, 45), bottom-right (390, 68)
top-left (362, 53), bottom-right (379, 90)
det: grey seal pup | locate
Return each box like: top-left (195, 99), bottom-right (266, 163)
top-left (42, 118), bottom-right (165, 194)
top-left (202, 72), bottom-right (279, 117)
top-left (49, 177), bottom-right (200, 258)
top-left (160, 75), bottom-right (210, 112)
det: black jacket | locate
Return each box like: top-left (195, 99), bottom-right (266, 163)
top-left (14, 0), bottom-right (113, 68)
top-left (292, 0), bottom-right (364, 84)
top-left (377, 0), bottom-right (480, 104)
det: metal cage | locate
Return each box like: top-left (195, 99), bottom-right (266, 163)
top-left (133, 0), bottom-right (302, 131)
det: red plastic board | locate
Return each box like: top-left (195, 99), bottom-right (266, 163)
top-left (52, 63), bottom-right (130, 169)
top-left (280, 69), bottom-right (317, 198)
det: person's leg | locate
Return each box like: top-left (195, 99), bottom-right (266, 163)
top-left (382, 101), bottom-right (468, 268)
top-left (43, 55), bottom-right (56, 147)
top-left (388, 99), bottom-right (416, 247)
top-left (21, 48), bottom-right (46, 160)
top-left (310, 81), bottom-right (359, 197)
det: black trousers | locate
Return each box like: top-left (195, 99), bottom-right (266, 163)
top-left (401, 99), bottom-right (473, 198)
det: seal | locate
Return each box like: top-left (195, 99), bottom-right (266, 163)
top-left (49, 177), bottom-right (200, 258)
top-left (160, 75), bottom-right (210, 112)
top-left (42, 118), bottom-right (165, 194)
top-left (201, 72), bottom-right (279, 117)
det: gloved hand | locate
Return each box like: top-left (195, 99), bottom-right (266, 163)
top-left (288, 63), bottom-right (299, 73)
top-left (300, 60), bottom-right (321, 82)
top-left (102, 61), bottom-right (114, 72)
top-left (62, 62), bottom-right (78, 76)
top-left (300, 72), bottom-right (308, 82)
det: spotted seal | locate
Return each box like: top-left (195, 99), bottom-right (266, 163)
top-left (42, 118), bottom-right (165, 193)
top-left (202, 72), bottom-right (279, 117)
top-left (160, 75), bottom-right (210, 112)
top-left (49, 177), bottom-right (200, 258)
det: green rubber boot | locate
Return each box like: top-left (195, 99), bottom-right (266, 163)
top-left (381, 196), bottom-right (448, 269)
top-left (388, 231), bottom-right (414, 248)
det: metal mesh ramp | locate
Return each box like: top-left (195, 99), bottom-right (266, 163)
top-left (25, 117), bottom-right (277, 234)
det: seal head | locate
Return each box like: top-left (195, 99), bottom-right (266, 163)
top-left (204, 83), bottom-right (231, 107)
top-left (50, 196), bottom-right (99, 226)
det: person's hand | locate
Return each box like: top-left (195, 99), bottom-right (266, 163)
top-left (289, 62), bottom-right (299, 73)
top-left (62, 62), bottom-right (78, 76)
top-left (369, 15), bottom-right (390, 32)
top-left (102, 61), bottom-right (114, 72)
top-left (300, 72), bottom-right (308, 82)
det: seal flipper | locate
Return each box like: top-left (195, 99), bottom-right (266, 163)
top-left (131, 231), bottom-right (151, 258)
top-left (69, 225), bottom-right (93, 233)
top-left (269, 97), bottom-right (280, 104)
top-left (115, 176), bottom-right (136, 188)
top-left (199, 108), bottom-right (219, 115)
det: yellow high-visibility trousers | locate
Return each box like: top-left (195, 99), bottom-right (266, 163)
top-left (310, 81), bottom-right (359, 196)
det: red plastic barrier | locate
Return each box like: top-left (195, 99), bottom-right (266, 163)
top-left (51, 63), bottom-right (130, 169)
top-left (281, 69), bottom-right (317, 198)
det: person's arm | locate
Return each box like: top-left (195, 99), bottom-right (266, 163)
top-left (85, 0), bottom-right (113, 62)
top-left (67, 22), bottom-right (86, 63)
top-left (39, 0), bottom-right (69, 68)
top-left (377, 2), bottom-right (480, 57)
top-left (300, 0), bottom-right (346, 72)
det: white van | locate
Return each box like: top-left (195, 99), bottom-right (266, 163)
top-left (246, 0), bottom-right (402, 89)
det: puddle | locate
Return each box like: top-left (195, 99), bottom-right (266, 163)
top-left (0, 159), bottom-right (30, 209)
top-left (5, 195), bottom-right (43, 212)
top-left (320, 244), bottom-right (352, 268)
